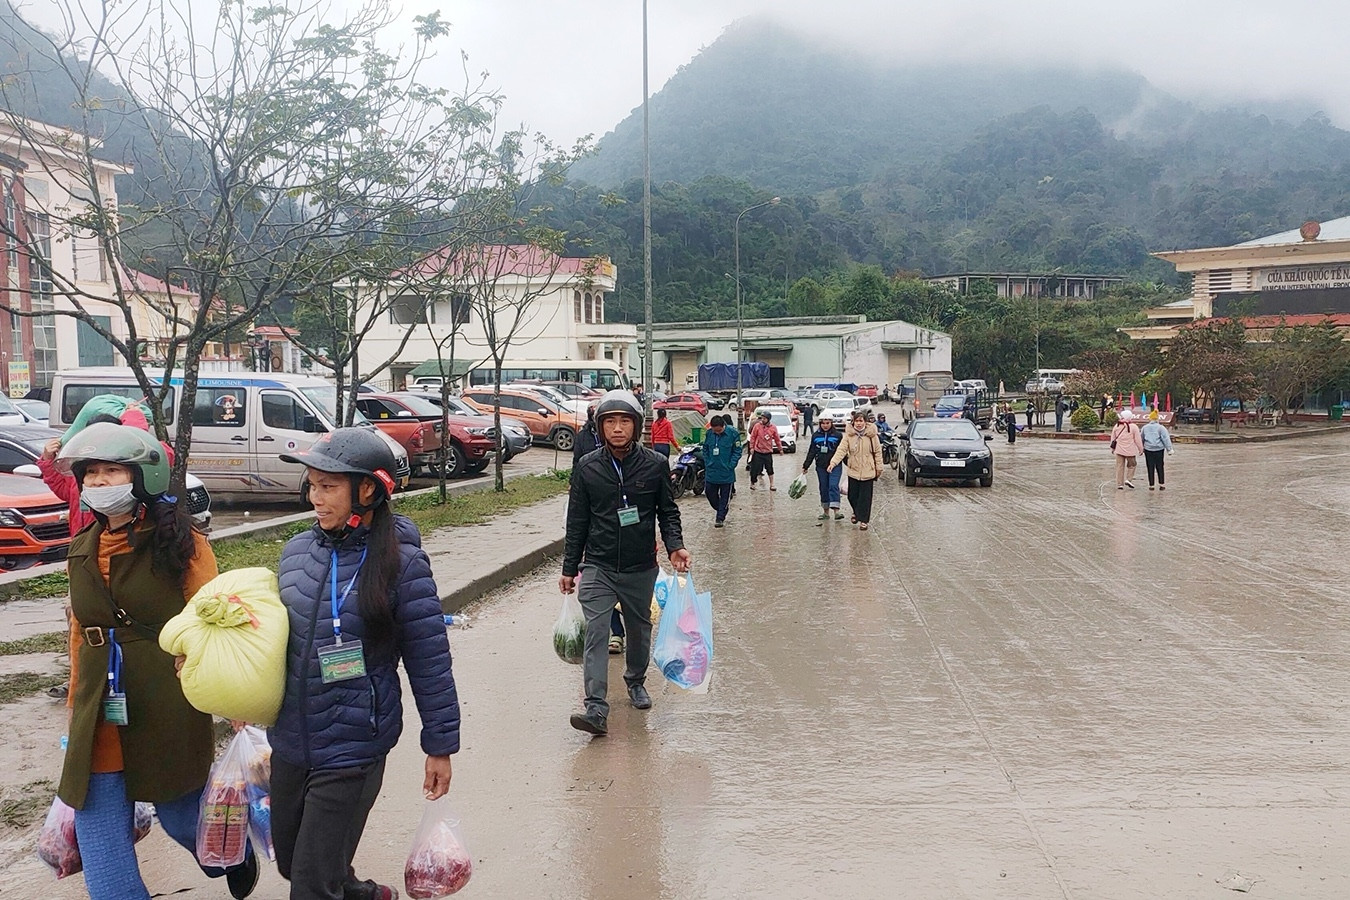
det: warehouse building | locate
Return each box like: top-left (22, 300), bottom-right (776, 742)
top-left (650, 315), bottom-right (951, 391)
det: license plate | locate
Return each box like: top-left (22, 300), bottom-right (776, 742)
top-left (939, 459), bottom-right (965, 467)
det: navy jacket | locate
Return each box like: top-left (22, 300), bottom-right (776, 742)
top-left (270, 515), bottom-right (460, 771)
top-left (702, 427), bottom-right (742, 484)
top-left (803, 427), bottom-right (843, 470)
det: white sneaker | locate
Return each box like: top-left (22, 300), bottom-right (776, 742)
top-left (1125, 480), bottom-right (1136, 489)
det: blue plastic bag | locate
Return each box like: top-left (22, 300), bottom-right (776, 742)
top-left (652, 573), bottom-right (713, 689)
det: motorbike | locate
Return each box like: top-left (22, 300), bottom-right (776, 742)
top-left (669, 444), bottom-right (706, 499)
top-left (879, 429), bottom-right (900, 469)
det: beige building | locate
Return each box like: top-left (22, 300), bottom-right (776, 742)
top-left (1127, 216), bottom-right (1350, 341)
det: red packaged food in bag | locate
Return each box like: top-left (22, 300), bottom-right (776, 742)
top-left (404, 800), bottom-right (472, 898)
top-left (37, 798), bottom-right (155, 879)
top-left (196, 730), bottom-right (252, 868)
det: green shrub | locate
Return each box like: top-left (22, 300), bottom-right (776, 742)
top-left (1070, 404), bottom-right (1101, 432)
top-left (1102, 408), bottom-right (1120, 428)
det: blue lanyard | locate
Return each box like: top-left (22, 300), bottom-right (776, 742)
top-left (611, 457), bottom-right (629, 507)
top-left (329, 548), bottom-right (367, 646)
top-left (106, 628), bottom-right (123, 693)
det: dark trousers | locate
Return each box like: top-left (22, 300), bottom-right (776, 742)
top-left (272, 756), bottom-right (387, 900)
top-left (749, 451), bottom-right (774, 483)
top-left (1144, 448), bottom-right (1166, 486)
top-left (1055, 411), bottom-right (1064, 432)
top-left (579, 564), bottom-right (659, 716)
top-left (706, 481), bottom-right (732, 521)
top-left (1006, 418), bottom-right (1017, 443)
top-left (847, 476), bottom-right (876, 524)
top-left (652, 442), bottom-right (670, 457)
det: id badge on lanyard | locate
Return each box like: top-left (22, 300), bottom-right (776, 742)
top-left (319, 548), bottom-right (369, 684)
top-left (103, 630), bottom-right (128, 726)
top-left (613, 458), bottom-right (640, 527)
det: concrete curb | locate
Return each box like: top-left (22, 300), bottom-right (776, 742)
top-left (441, 535), bottom-right (565, 615)
top-left (1018, 425), bottom-right (1350, 445)
top-left (0, 466), bottom-right (561, 601)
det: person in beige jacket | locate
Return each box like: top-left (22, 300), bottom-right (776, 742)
top-left (827, 412), bottom-right (884, 530)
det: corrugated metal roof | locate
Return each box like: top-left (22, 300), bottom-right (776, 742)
top-left (1235, 215), bottom-right (1350, 247)
top-left (653, 321), bottom-right (882, 340)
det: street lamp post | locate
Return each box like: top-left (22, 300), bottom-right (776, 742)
top-left (733, 197), bottom-right (779, 429)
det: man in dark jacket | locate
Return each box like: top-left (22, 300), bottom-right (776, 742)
top-left (702, 415), bottom-right (742, 527)
top-left (572, 401), bottom-right (600, 463)
top-left (560, 390), bottom-right (691, 736)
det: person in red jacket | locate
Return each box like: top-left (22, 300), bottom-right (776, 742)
top-left (650, 407), bottom-right (676, 457)
top-left (748, 408), bottom-right (783, 491)
top-left (39, 438), bottom-right (95, 534)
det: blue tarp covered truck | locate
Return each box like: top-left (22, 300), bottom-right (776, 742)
top-left (697, 362), bottom-right (770, 392)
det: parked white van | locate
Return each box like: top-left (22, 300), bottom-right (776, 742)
top-left (48, 369), bottom-right (411, 498)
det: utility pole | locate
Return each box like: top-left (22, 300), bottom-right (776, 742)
top-left (641, 0), bottom-right (653, 415)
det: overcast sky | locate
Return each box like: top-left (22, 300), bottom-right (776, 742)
top-left (404, 0), bottom-right (1350, 144)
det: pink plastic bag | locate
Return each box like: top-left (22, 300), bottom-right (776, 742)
top-left (404, 799), bottom-right (472, 898)
top-left (37, 797), bottom-right (153, 879)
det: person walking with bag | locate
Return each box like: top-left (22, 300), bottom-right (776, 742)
top-left (1139, 416), bottom-right (1175, 490)
top-left (273, 429), bottom-right (460, 900)
top-left (827, 411), bottom-right (884, 530)
top-left (1110, 409), bottom-right (1145, 490)
top-left (561, 390), bottom-right (691, 736)
top-left (747, 408), bottom-right (783, 490)
top-left (702, 415), bottom-right (742, 528)
top-left (53, 423), bottom-right (259, 900)
top-left (802, 413), bottom-right (844, 523)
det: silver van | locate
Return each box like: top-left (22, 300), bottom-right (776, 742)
top-left (49, 369), bottom-right (411, 498)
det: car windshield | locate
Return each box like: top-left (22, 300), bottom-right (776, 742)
top-left (824, 399), bottom-right (853, 410)
top-left (392, 394), bottom-right (442, 417)
top-left (0, 394), bottom-right (20, 416)
top-left (911, 420), bottom-right (981, 441)
top-left (768, 412), bottom-right (792, 427)
top-left (299, 387), bottom-right (371, 426)
top-left (936, 396), bottom-right (966, 409)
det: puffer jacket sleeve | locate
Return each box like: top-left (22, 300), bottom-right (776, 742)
top-left (563, 457), bottom-right (592, 577)
top-left (395, 546), bottom-right (461, 756)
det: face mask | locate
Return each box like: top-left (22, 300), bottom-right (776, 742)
top-left (81, 483), bottom-right (139, 516)
top-left (854, 422), bottom-right (866, 433)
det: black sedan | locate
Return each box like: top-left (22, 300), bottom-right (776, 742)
top-left (898, 417), bottom-right (994, 487)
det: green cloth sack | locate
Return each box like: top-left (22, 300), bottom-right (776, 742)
top-left (788, 474), bottom-right (808, 499)
top-left (60, 394), bottom-right (155, 445)
top-left (159, 568), bottom-right (289, 726)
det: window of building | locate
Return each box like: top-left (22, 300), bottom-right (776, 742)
top-left (574, 290), bottom-right (582, 323)
top-left (26, 212), bottom-right (56, 387)
top-left (583, 292), bottom-right (592, 324)
top-left (448, 293), bottom-right (471, 326)
top-left (389, 294), bottom-right (434, 325)
top-left (2, 177), bottom-right (16, 270)
top-left (73, 231), bottom-right (105, 282)
top-left (595, 292), bottom-right (604, 322)
top-left (192, 387), bottom-right (247, 427)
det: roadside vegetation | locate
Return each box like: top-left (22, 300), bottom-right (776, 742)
top-left (2, 472), bottom-right (572, 603)
top-left (0, 632), bottom-right (66, 656)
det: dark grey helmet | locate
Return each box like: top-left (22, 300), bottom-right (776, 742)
top-left (280, 427), bottom-right (398, 505)
top-left (594, 389), bottom-right (644, 427)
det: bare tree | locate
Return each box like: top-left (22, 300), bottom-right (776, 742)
top-left (0, 0), bottom-right (490, 491)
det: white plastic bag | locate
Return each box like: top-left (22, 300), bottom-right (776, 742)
top-left (652, 572), bottom-right (714, 689)
top-left (787, 473), bottom-right (808, 499)
top-left (552, 592), bottom-right (585, 664)
top-left (37, 797), bottom-right (152, 879)
top-left (241, 726), bottom-right (275, 862)
top-left (404, 798), bottom-right (473, 897)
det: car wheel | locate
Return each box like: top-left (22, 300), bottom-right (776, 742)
top-left (443, 442), bottom-right (466, 479)
top-left (553, 427), bottom-right (575, 451)
top-left (979, 473), bottom-right (993, 487)
top-left (903, 459), bottom-right (917, 487)
top-left (465, 461), bottom-right (489, 475)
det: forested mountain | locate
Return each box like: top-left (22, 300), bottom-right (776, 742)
top-left (556, 17), bottom-right (1350, 327)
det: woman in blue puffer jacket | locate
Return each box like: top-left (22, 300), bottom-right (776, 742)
top-left (273, 428), bottom-right (460, 900)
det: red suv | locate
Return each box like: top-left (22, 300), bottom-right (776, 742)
top-left (0, 472), bottom-right (71, 569)
top-left (357, 394), bottom-right (493, 478)
top-left (654, 392), bottom-right (708, 415)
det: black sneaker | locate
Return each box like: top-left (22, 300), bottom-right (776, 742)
top-left (714, 520), bottom-right (725, 528)
top-left (570, 711), bottom-right (608, 735)
top-left (344, 880), bottom-right (400, 900)
top-left (226, 849), bottom-right (259, 899)
top-left (628, 684), bottom-right (652, 709)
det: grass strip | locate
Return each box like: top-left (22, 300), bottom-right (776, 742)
top-left (0, 672), bottom-right (66, 705)
top-left (0, 778), bottom-right (55, 830)
top-left (2, 472), bottom-right (571, 601)
top-left (0, 631), bottom-right (67, 656)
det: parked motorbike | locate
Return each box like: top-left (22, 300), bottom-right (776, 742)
top-left (879, 430), bottom-right (900, 469)
top-left (669, 444), bottom-right (706, 499)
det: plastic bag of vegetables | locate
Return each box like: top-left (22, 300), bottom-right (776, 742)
top-left (552, 591), bottom-right (585, 664)
top-left (787, 473), bottom-right (808, 499)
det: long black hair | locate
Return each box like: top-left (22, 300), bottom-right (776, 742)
top-left (145, 499), bottom-right (200, 583)
top-left (355, 480), bottom-right (399, 656)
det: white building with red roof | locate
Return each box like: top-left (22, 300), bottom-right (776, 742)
top-left (359, 243), bottom-right (631, 390)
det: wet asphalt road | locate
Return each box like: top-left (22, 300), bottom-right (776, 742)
top-left (27, 433), bottom-right (1350, 899)
top-left (425, 433), bottom-right (1350, 899)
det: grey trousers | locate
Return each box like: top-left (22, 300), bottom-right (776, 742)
top-left (579, 564), bottom-right (659, 716)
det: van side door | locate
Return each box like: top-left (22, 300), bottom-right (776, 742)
top-left (257, 390), bottom-right (321, 493)
top-left (185, 385), bottom-right (254, 494)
